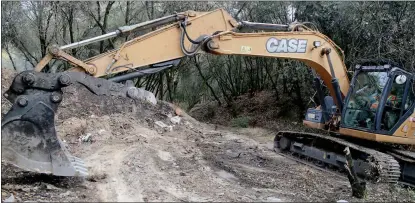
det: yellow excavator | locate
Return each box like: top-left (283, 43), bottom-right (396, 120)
top-left (2, 9), bottom-right (414, 186)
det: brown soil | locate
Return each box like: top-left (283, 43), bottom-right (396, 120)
top-left (1, 68), bottom-right (414, 202)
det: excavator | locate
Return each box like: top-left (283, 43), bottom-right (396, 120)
top-left (2, 9), bottom-right (414, 186)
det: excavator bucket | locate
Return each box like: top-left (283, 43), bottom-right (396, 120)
top-left (1, 82), bottom-right (88, 177)
top-left (1, 100), bottom-right (88, 176)
top-left (1, 70), bottom-right (157, 177)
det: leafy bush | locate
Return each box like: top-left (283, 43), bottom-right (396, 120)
top-left (231, 116), bottom-right (251, 128)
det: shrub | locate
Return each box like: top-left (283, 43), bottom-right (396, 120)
top-left (231, 116), bottom-right (251, 128)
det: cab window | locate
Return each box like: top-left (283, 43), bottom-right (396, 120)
top-left (380, 74), bottom-right (412, 131)
top-left (403, 81), bottom-right (414, 116)
top-left (343, 71), bottom-right (387, 130)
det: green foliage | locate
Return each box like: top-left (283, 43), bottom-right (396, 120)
top-left (231, 116), bottom-right (251, 128)
top-left (2, 1), bottom-right (415, 119)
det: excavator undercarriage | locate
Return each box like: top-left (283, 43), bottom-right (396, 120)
top-left (275, 131), bottom-right (415, 186)
top-left (275, 132), bottom-right (401, 183)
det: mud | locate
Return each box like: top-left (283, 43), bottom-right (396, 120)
top-left (1, 69), bottom-right (414, 202)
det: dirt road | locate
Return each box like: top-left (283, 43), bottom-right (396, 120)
top-left (3, 111), bottom-right (414, 202)
top-left (1, 69), bottom-right (414, 202)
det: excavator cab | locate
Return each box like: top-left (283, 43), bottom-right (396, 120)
top-left (342, 65), bottom-right (414, 134)
top-left (290, 64), bottom-right (415, 185)
top-left (304, 64), bottom-right (414, 135)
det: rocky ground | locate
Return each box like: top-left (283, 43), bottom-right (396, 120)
top-left (1, 68), bottom-right (415, 202)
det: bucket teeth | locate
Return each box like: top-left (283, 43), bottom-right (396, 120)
top-left (70, 156), bottom-right (88, 176)
top-left (69, 155), bottom-right (86, 164)
top-left (73, 165), bottom-right (89, 176)
top-left (50, 154), bottom-right (89, 177)
top-left (72, 160), bottom-right (86, 167)
top-left (71, 159), bottom-right (85, 167)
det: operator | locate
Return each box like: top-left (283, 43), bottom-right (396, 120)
top-left (355, 84), bottom-right (380, 111)
top-left (369, 88), bottom-right (398, 111)
top-left (383, 86), bottom-right (401, 130)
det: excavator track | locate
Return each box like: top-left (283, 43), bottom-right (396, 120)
top-left (274, 131), bottom-right (401, 184)
top-left (387, 149), bottom-right (415, 186)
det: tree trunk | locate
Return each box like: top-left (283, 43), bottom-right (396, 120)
top-left (194, 56), bottom-right (222, 106)
top-left (125, 1), bottom-right (130, 41)
top-left (264, 62), bottom-right (279, 100)
top-left (68, 7), bottom-right (76, 56)
top-left (166, 71), bottom-right (174, 102)
top-left (343, 147), bottom-right (367, 198)
top-left (4, 44), bottom-right (17, 71)
top-left (293, 80), bottom-right (305, 120)
top-left (159, 72), bottom-right (164, 100)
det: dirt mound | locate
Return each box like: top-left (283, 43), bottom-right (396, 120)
top-left (1, 68), bottom-right (17, 118)
top-left (1, 69), bottom-right (414, 202)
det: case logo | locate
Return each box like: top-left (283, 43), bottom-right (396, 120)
top-left (266, 38), bottom-right (307, 53)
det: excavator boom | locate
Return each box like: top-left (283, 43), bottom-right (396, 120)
top-left (36, 9), bottom-right (350, 104)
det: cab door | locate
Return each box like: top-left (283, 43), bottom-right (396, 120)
top-left (376, 71), bottom-right (415, 136)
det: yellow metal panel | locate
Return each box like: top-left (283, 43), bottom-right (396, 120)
top-left (394, 111), bottom-right (415, 138)
top-left (83, 9), bottom-right (235, 77)
top-left (339, 128), bottom-right (415, 145)
top-left (208, 32), bottom-right (350, 99)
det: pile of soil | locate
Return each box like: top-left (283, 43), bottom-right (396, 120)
top-left (1, 68), bottom-right (16, 118)
top-left (1, 68), bottom-right (414, 202)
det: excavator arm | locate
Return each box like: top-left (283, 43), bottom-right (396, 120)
top-left (2, 8), bottom-right (350, 177)
top-left (35, 9), bottom-right (349, 100)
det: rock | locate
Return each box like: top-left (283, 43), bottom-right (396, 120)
top-left (184, 121), bottom-right (194, 129)
top-left (154, 121), bottom-right (173, 132)
top-left (175, 107), bottom-right (183, 116)
top-left (41, 183), bottom-right (61, 191)
top-left (80, 133), bottom-right (92, 142)
top-left (4, 194), bottom-right (15, 202)
top-left (127, 87), bottom-right (157, 105)
top-left (87, 170), bottom-right (107, 182)
top-left (266, 197), bottom-right (282, 202)
top-left (145, 118), bottom-right (154, 127)
top-left (235, 139), bottom-right (244, 143)
top-left (21, 187), bottom-right (31, 192)
top-left (15, 197), bottom-right (22, 202)
top-left (60, 191), bottom-right (72, 198)
top-left (155, 121), bottom-right (168, 129)
top-left (170, 116), bottom-right (181, 125)
top-left (157, 150), bottom-right (175, 162)
top-left (179, 172), bottom-right (186, 176)
top-left (2, 184), bottom-right (14, 190)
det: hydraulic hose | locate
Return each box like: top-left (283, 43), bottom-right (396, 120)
top-left (179, 23), bottom-right (208, 56)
